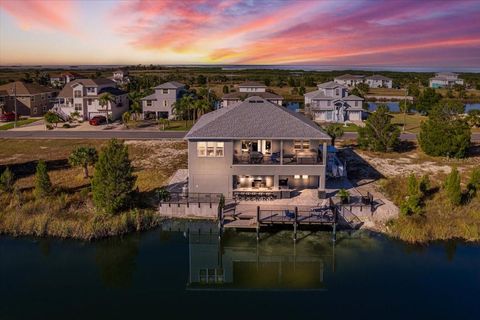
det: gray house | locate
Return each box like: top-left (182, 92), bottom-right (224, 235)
top-left (304, 81), bottom-right (363, 123)
top-left (142, 81), bottom-right (186, 119)
top-left (185, 96), bottom-right (331, 199)
top-left (221, 81), bottom-right (283, 108)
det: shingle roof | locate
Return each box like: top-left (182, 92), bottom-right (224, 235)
top-left (238, 81), bottom-right (267, 88)
top-left (222, 91), bottom-right (283, 100)
top-left (343, 94), bottom-right (364, 101)
top-left (186, 96), bottom-right (330, 140)
top-left (334, 74), bottom-right (365, 80)
top-left (141, 93), bottom-right (157, 100)
top-left (366, 75), bottom-right (392, 81)
top-left (317, 81), bottom-right (347, 89)
top-left (0, 81), bottom-right (55, 95)
top-left (58, 78), bottom-right (117, 98)
top-left (154, 81), bottom-right (185, 89)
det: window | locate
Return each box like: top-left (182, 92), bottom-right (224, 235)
top-left (86, 87), bottom-right (95, 94)
top-left (41, 95), bottom-right (45, 100)
top-left (335, 89), bottom-right (339, 95)
top-left (146, 100), bottom-right (152, 107)
top-left (87, 99), bottom-right (92, 106)
top-left (163, 100), bottom-right (168, 107)
top-left (327, 100), bottom-right (331, 106)
top-left (74, 90), bottom-right (82, 98)
top-left (197, 142), bottom-right (224, 158)
top-left (74, 103), bottom-right (82, 111)
top-left (42, 106), bottom-right (47, 112)
top-left (162, 89), bottom-right (168, 94)
top-left (32, 107), bottom-right (37, 114)
top-left (355, 101), bottom-right (358, 107)
top-left (294, 140), bottom-right (309, 150)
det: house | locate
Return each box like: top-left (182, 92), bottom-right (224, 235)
top-left (221, 81), bottom-right (283, 108)
top-left (0, 81), bottom-right (56, 117)
top-left (110, 69), bottom-right (130, 85)
top-left (365, 75), bottom-right (393, 88)
top-left (53, 78), bottom-right (129, 120)
top-left (429, 72), bottom-right (464, 88)
top-left (185, 96), bottom-right (331, 199)
top-left (141, 81), bottom-right (186, 119)
top-left (333, 74), bottom-right (365, 87)
top-left (50, 72), bottom-right (81, 87)
top-left (304, 81), bottom-right (363, 123)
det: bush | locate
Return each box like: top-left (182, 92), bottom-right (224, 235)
top-left (62, 123), bottom-right (71, 128)
top-left (92, 139), bottom-right (136, 214)
top-left (0, 167), bottom-right (15, 193)
top-left (358, 105), bottom-right (400, 152)
top-left (467, 167), bottom-right (480, 198)
top-left (69, 146), bottom-right (98, 178)
top-left (444, 167), bottom-right (462, 206)
top-left (34, 160), bottom-right (52, 198)
top-left (324, 123), bottom-right (344, 145)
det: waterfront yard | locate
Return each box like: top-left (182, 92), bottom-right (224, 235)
top-left (0, 139), bottom-right (187, 239)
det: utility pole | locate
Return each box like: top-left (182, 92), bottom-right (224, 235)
top-left (403, 83), bottom-right (407, 132)
top-left (13, 82), bottom-right (17, 128)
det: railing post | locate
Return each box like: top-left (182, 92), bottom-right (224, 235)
top-left (256, 206), bottom-right (260, 241)
top-left (293, 206), bottom-right (298, 242)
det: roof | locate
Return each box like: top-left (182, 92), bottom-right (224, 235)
top-left (238, 81), bottom-right (267, 88)
top-left (186, 96), bottom-right (330, 140)
top-left (317, 81), bottom-right (347, 89)
top-left (343, 94), bottom-right (364, 101)
top-left (98, 87), bottom-right (127, 96)
top-left (222, 91), bottom-right (283, 100)
top-left (154, 81), bottom-right (185, 89)
top-left (0, 81), bottom-right (55, 95)
top-left (366, 75), bottom-right (391, 81)
top-left (58, 78), bottom-right (117, 98)
top-left (141, 93), bottom-right (157, 101)
top-left (334, 74), bottom-right (365, 80)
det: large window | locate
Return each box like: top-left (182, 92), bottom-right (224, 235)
top-left (74, 90), bottom-right (82, 98)
top-left (197, 142), bottom-right (224, 157)
top-left (74, 103), bottom-right (82, 111)
top-left (146, 100), bottom-right (152, 107)
top-left (162, 89), bottom-right (168, 94)
top-left (294, 140), bottom-right (310, 150)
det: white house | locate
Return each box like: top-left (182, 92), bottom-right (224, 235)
top-left (365, 75), bottom-right (393, 88)
top-left (304, 81), bottom-right (364, 123)
top-left (429, 72), bottom-right (464, 88)
top-left (53, 78), bottom-right (129, 121)
top-left (333, 74), bottom-right (365, 87)
top-left (110, 70), bottom-right (130, 85)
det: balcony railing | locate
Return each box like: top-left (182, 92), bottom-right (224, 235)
top-left (233, 151), bottom-right (322, 165)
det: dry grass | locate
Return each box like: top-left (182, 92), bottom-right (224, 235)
top-left (0, 139), bottom-right (188, 239)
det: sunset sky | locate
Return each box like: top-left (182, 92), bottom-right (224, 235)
top-left (0, 0), bottom-right (479, 67)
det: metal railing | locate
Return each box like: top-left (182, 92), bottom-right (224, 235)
top-left (159, 192), bottom-right (224, 204)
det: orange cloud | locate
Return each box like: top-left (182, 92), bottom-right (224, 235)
top-left (0, 0), bottom-right (76, 33)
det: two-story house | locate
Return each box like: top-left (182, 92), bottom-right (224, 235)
top-left (221, 81), bottom-right (283, 108)
top-left (50, 72), bottom-right (81, 88)
top-left (0, 81), bottom-right (56, 117)
top-left (429, 72), bottom-right (464, 88)
top-left (185, 96), bottom-right (331, 199)
top-left (304, 81), bottom-right (363, 123)
top-left (54, 78), bottom-right (128, 120)
top-left (333, 74), bottom-right (365, 87)
top-left (142, 81), bottom-right (186, 119)
top-left (110, 69), bottom-right (130, 85)
top-left (365, 75), bottom-right (393, 88)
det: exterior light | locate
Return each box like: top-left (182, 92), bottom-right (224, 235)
top-left (294, 175), bottom-right (300, 179)
top-left (302, 175), bottom-right (309, 179)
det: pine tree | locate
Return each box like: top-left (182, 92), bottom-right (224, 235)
top-left (34, 160), bottom-right (52, 198)
top-left (444, 167), bottom-right (462, 206)
top-left (0, 167), bottom-right (15, 193)
top-left (68, 146), bottom-right (98, 178)
top-left (92, 139), bottom-right (136, 214)
top-left (358, 105), bottom-right (400, 152)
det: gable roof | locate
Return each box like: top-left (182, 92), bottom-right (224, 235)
top-left (154, 81), bottom-right (185, 89)
top-left (186, 96), bottom-right (330, 140)
top-left (334, 74), bottom-right (365, 80)
top-left (343, 94), bottom-right (364, 101)
top-left (317, 81), bottom-right (347, 89)
top-left (366, 75), bottom-right (392, 81)
top-left (238, 81), bottom-right (267, 88)
top-left (58, 78), bottom-right (117, 98)
top-left (0, 81), bottom-right (55, 95)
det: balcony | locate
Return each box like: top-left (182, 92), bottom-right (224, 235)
top-left (233, 150), bottom-right (321, 165)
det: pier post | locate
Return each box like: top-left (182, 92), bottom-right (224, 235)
top-left (256, 206), bottom-right (260, 241)
top-left (293, 206), bottom-right (298, 242)
top-left (332, 207), bottom-right (337, 243)
top-left (218, 206), bottom-right (223, 240)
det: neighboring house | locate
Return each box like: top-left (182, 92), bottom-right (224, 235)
top-left (141, 81), bottom-right (186, 119)
top-left (50, 72), bottom-right (81, 87)
top-left (221, 81), bottom-right (283, 108)
top-left (333, 74), bottom-right (365, 87)
top-left (304, 81), bottom-right (363, 123)
top-left (53, 78), bottom-right (128, 120)
top-left (185, 96), bottom-right (331, 199)
top-left (365, 75), bottom-right (393, 88)
top-left (429, 72), bottom-right (464, 88)
top-left (0, 81), bottom-right (56, 116)
top-left (110, 70), bottom-right (130, 85)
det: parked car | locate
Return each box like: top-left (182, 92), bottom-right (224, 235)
top-left (89, 115), bottom-right (107, 126)
top-left (0, 112), bottom-right (16, 122)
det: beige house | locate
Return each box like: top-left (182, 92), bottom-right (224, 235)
top-left (53, 78), bottom-right (129, 120)
top-left (0, 81), bottom-right (56, 117)
top-left (221, 81), bottom-right (283, 108)
top-left (185, 96), bottom-right (331, 199)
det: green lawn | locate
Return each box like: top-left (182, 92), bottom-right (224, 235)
top-left (0, 118), bottom-right (41, 130)
top-left (158, 120), bottom-right (194, 131)
top-left (390, 113), bottom-right (428, 134)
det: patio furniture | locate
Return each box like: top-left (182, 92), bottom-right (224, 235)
top-left (270, 152), bottom-right (280, 164)
top-left (250, 151), bottom-right (264, 164)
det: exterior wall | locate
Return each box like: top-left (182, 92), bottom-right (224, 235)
top-left (142, 88), bottom-right (182, 119)
top-left (86, 94), bottom-right (128, 120)
top-left (366, 79), bottom-right (392, 88)
top-left (3, 93), bottom-right (53, 116)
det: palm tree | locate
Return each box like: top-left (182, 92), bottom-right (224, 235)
top-left (98, 92), bottom-right (115, 124)
top-left (174, 95), bottom-right (194, 127)
top-left (128, 91), bottom-right (143, 121)
top-left (195, 99), bottom-right (211, 120)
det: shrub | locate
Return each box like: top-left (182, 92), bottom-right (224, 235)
top-left (92, 139), bottom-right (136, 214)
top-left (325, 123), bottom-right (344, 145)
top-left (358, 105), bottom-right (400, 152)
top-left (400, 194), bottom-right (422, 216)
top-left (467, 167), bottom-right (480, 198)
top-left (444, 167), bottom-right (462, 206)
top-left (419, 175), bottom-right (430, 194)
top-left (69, 146), bottom-right (98, 178)
top-left (0, 167), bottom-right (15, 193)
top-left (62, 123), bottom-right (71, 128)
top-left (44, 111), bottom-right (61, 128)
top-left (34, 160), bottom-right (52, 198)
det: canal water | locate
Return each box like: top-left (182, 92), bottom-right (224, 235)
top-left (367, 102), bottom-right (480, 113)
top-left (1, 221), bottom-right (479, 319)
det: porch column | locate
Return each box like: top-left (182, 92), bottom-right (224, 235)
top-left (274, 175), bottom-right (279, 189)
top-left (318, 175), bottom-right (326, 199)
top-left (280, 140), bottom-right (284, 165)
top-left (322, 142), bottom-right (327, 165)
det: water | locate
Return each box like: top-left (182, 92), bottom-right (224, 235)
top-left (465, 103), bottom-right (480, 113)
top-left (368, 102), bottom-right (480, 113)
top-left (1, 221), bottom-right (480, 319)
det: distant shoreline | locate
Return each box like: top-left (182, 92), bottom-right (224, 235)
top-left (0, 64), bottom-right (479, 73)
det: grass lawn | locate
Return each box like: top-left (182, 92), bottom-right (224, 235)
top-left (0, 118), bottom-right (41, 130)
top-left (367, 88), bottom-right (407, 96)
top-left (390, 113), bottom-right (427, 134)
